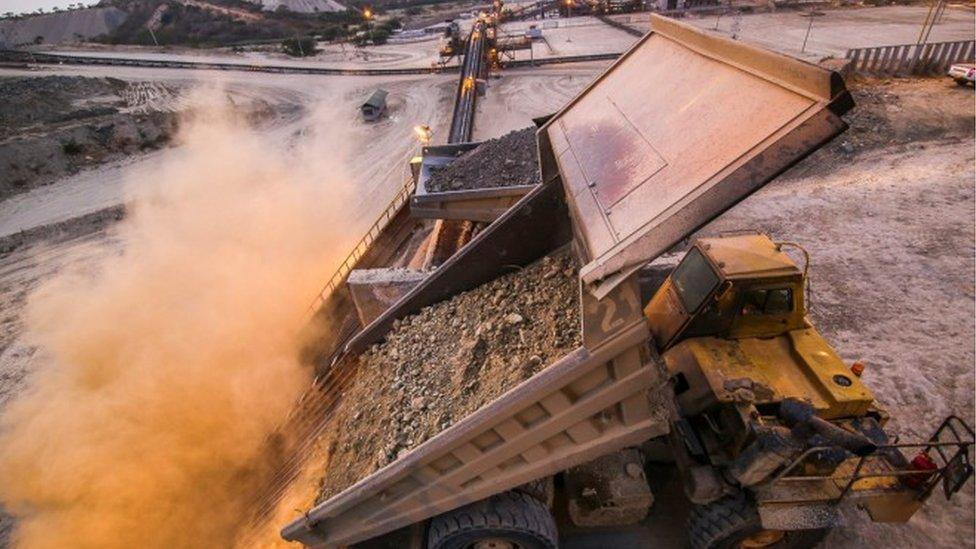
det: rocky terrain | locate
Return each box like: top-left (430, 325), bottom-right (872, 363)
top-left (822, 78), bottom-right (975, 159)
top-left (316, 250), bottom-right (580, 502)
top-left (425, 126), bottom-right (541, 192)
top-left (0, 75), bottom-right (181, 201)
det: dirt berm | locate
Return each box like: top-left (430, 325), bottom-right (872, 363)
top-left (426, 127), bottom-right (540, 192)
top-left (0, 75), bottom-right (180, 201)
top-left (316, 249), bottom-right (580, 503)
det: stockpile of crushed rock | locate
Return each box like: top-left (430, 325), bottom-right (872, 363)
top-left (316, 249), bottom-right (580, 502)
top-left (425, 127), bottom-right (541, 193)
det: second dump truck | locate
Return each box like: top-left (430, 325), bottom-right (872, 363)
top-left (280, 15), bottom-right (973, 549)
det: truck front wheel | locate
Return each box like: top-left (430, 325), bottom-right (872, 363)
top-left (427, 491), bottom-right (558, 549)
top-left (688, 494), bottom-right (828, 549)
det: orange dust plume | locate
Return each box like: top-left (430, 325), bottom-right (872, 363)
top-left (0, 87), bottom-right (362, 548)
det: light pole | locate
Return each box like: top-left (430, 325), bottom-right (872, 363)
top-left (414, 124), bottom-right (433, 146)
top-left (801, 10), bottom-right (823, 54)
top-left (363, 8), bottom-right (374, 45)
top-left (565, 0), bottom-right (573, 43)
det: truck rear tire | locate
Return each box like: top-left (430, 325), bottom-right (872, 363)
top-left (688, 493), bottom-right (827, 549)
top-left (427, 491), bottom-right (558, 549)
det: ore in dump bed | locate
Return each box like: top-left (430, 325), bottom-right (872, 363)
top-left (316, 250), bottom-right (580, 503)
top-left (424, 127), bottom-right (541, 193)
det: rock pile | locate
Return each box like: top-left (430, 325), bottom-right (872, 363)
top-left (316, 249), bottom-right (580, 502)
top-left (425, 127), bottom-right (540, 193)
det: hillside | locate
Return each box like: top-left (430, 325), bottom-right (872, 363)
top-left (92, 0), bottom-right (360, 46)
top-left (0, 7), bottom-right (128, 47)
top-left (0, 0), bottom-right (364, 47)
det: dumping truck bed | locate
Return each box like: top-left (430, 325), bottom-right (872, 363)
top-left (281, 15), bottom-right (853, 547)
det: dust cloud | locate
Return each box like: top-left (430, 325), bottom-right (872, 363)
top-left (0, 87), bottom-right (361, 548)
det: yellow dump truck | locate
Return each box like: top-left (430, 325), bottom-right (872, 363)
top-left (278, 15), bottom-right (973, 549)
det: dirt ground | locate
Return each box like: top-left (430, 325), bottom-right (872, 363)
top-left (0, 64), bottom-right (458, 239)
top-left (0, 63), bottom-right (453, 549)
top-left (509, 17), bottom-right (638, 60)
top-left (38, 37), bottom-right (451, 71)
top-left (473, 62), bottom-right (605, 139)
top-left (0, 228), bottom-right (124, 546)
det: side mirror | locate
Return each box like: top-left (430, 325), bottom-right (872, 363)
top-left (714, 280), bottom-right (733, 301)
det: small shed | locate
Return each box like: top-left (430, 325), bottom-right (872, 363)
top-left (360, 89), bottom-right (388, 121)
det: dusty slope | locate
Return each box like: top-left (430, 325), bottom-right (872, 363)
top-left (0, 230), bottom-right (123, 549)
top-left (0, 64), bottom-right (455, 549)
top-left (252, 0), bottom-right (346, 13)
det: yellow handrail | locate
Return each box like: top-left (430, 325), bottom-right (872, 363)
top-left (306, 178), bottom-right (417, 315)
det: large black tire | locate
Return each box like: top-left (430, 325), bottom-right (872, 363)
top-left (688, 494), bottom-right (828, 549)
top-left (514, 476), bottom-right (553, 507)
top-left (427, 491), bottom-right (558, 549)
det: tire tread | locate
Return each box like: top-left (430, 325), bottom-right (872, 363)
top-left (428, 491), bottom-right (557, 549)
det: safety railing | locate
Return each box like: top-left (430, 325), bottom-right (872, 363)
top-left (761, 415), bottom-right (974, 506)
top-left (306, 178), bottom-right (416, 316)
top-left (846, 40), bottom-right (975, 76)
top-left (596, 14), bottom-right (644, 37)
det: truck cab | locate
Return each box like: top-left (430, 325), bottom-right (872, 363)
top-left (646, 233), bottom-right (875, 420)
top-left (643, 233), bottom-right (972, 548)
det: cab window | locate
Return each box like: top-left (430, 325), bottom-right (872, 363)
top-left (672, 248), bottom-right (720, 313)
top-left (740, 288), bottom-right (793, 315)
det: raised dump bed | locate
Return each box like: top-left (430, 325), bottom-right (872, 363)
top-left (282, 14), bottom-right (853, 547)
top-left (410, 128), bottom-right (540, 222)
